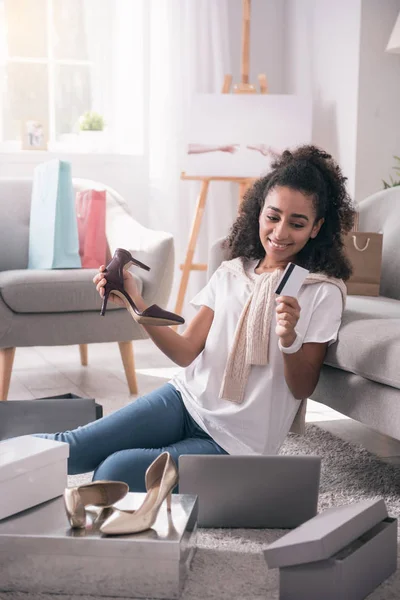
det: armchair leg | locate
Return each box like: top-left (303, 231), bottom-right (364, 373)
top-left (0, 347), bottom-right (16, 401)
top-left (118, 341), bottom-right (138, 395)
top-left (79, 344), bottom-right (88, 366)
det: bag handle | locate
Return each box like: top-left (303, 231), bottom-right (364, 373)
top-left (76, 191), bottom-right (89, 219)
top-left (352, 235), bottom-right (370, 252)
top-left (352, 210), bottom-right (359, 232)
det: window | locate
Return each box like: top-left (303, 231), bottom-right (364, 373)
top-left (0, 0), bottom-right (144, 154)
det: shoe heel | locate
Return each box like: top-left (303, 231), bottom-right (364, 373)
top-left (66, 499), bottom-right (86, 529)
top-left (100, 290), bottom-right (110, 316)
top-left (130, 256), bottom-right (150, 272)
top-left (166, 492), bottom-right (172, 512)
top-left (123, 253), bottom-right (150, 272)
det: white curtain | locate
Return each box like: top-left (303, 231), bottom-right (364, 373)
top-left (148, 0), bottom-right (235, 319)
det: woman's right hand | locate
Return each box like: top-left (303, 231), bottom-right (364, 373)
top-left (92, 266), bottom-right (139, 307)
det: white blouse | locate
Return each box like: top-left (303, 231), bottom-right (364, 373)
top-left (170, 260), bottom-right (343, 456)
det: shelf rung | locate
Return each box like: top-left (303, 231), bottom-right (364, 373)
top-left (179, 263), bottom-right (207, 271)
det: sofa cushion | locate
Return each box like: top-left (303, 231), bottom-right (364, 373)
top-left (325, 295), bottom-right (400, 391)
top-left (0, 269), bottom-right (143, 314)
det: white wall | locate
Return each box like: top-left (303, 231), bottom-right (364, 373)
top-left (355, 0), bottom-right (400, 202)
top-left (285, 0), bottom-right (362, 198)
top-left (285, 0), bottom-right (400, 203)
top-left (227, 0), bottom-right (286, 92)
top-left (311, 0), bottom-right (362, 199)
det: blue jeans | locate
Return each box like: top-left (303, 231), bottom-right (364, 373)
top-left (36, 383), bottom-right (227, 492)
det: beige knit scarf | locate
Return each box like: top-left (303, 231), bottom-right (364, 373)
top-left (218, 258), bottom-right (347, 433)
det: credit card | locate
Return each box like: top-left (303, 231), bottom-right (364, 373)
top-left (275, 263), bottom-right (309, 298)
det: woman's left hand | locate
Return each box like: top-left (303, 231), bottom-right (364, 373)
top-left (275, 296), bottom-right (301, 346)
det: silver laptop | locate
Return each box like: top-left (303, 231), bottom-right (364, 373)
top-left (179, 455), bottom-right (321, 528)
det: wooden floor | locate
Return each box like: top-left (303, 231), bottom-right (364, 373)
top-left (7, 339), bottom-right (400, 466)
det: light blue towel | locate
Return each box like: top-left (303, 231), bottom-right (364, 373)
top-left (28, 159), bottom-right (81, 269)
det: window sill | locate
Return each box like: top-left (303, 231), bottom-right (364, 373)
top-left (0, 149), bottom-right (142, 164)
top-left (0, 137), bottom-right (144, 159)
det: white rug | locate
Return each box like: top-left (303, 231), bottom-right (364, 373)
top-left (1, 423), bottom-right (400, 600)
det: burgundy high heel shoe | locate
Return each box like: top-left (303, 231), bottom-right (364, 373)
top-left (100, 248), bottom-right (185, 326)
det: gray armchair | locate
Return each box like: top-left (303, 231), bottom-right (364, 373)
top-left (208, 186), bottom-right (400, 441)
top-left (0, 177), bottom-right (175, 400)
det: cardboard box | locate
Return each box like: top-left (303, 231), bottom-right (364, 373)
top-left (0, 435), bottom-right (69, 521)
top-left (264, 498), bottom-right (397, 600)
top-left (0, 492), bottom-right (198, 599)
top-left (0, 393), bottom-right (102, 440)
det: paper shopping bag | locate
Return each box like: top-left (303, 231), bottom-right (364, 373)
top-left (343, 231), bottom-right (383, 296)
top-left (28, 159), bottom-right (81, 269)
top-left (76, 189), bottom-right (107, 268)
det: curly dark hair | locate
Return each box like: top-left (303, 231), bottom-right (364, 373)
top-left (225, 145), bottom-right (356, 280)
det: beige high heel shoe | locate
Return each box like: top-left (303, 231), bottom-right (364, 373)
top-left (100, 452), bottom-right (179, 536)
top-left (64, 480), bottom-right (129, 529)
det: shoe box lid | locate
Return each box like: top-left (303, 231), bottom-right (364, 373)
top-left (0, 435), bottom-right (69, 482)
top-left (264, 498), bottom-right (389, 569)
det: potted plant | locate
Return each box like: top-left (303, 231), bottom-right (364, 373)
top-left (78, 111), bottom-right (106, 151)
top-left (382, 156), bottom-right (400, 188)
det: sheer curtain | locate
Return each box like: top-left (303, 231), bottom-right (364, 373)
top-left (83, 0), bottom-right (144, 154)
top-left (148, 0), bottom-right (235, 318)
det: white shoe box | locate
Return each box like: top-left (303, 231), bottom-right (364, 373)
top-left (0, 435), bottom-right (69, 521)
top-left (264, 498), bottom-right (397, 600)
top-left (0, 492), bottom-right (198, 599)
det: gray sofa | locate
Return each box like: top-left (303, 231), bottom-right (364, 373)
top-left (0, 177), bottom-right (175, 400)
top-left (209, 186), bottom-right (400, 442)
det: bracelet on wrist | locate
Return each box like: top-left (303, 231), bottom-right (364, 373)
top-left (278, 332), bottom-right (303, 354)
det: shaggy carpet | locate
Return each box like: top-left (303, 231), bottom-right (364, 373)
top-left (1, 424), bottom-right (400, 600)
